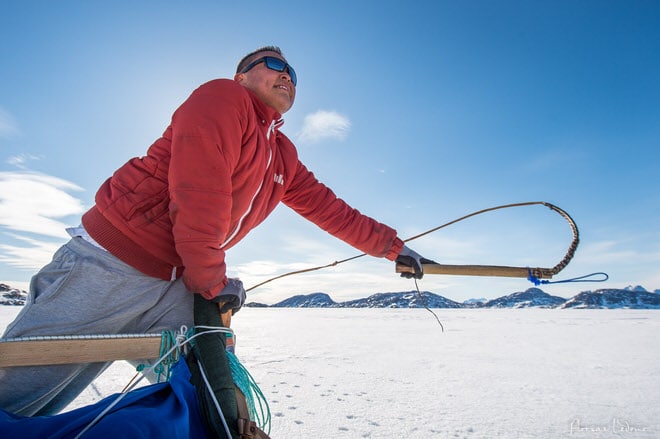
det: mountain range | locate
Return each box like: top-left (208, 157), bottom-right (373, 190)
top-left (2, 283), bottom-right (659, 310)
top-left (257, 285), bottom-right (660, 309)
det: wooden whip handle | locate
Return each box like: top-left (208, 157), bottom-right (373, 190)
top-left (220, 310), bottom-right (232, 328)
top-left (396, 263), bottom-right (553, 279)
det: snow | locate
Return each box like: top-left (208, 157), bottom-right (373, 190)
top-left (1, 307), bottom-right (659, 438)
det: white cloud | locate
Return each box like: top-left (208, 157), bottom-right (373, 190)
top-left (6, 154), bottom-right (44, 169)
top-left (0, 107), bottom-right (19, 138)
top-left (297, 110), bottom-right (350, 144)
top-left (0, 233), bottom-right (62, 270)
top-left (577, 240), bottom-right (646, 265)
top-left (0, 172), bottom-right (85, 272)
top-left (0, 172), bottom-right (85, 238)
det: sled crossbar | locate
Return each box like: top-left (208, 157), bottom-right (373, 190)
top-left (0, 335), bottom-right (162, 367)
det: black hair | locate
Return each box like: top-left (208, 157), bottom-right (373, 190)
top-left (236, 46), bottom-right (285, 73)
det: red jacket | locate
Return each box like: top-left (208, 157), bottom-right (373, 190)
top-left (83, 79), bottom-right (403, 299)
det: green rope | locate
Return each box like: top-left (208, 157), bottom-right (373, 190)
top-left (226, 349), bottom-right (272, 435)
top-left (133, 326), bottom-right (271, 433)
top-left (136, 329), bottom-right (180, 382)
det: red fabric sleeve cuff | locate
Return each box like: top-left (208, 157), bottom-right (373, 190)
top-left (385, 237), bottom-right (405, 261)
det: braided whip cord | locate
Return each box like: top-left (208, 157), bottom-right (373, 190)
top-left (405, 201), bottom-right (579, 280)
top-left (540, 202), bottom-right (580, 278)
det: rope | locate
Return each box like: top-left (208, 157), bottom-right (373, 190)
top-left (528, 271), bottom-right (609, 286)
top-left (196, 356), bottom-right (233, 439)
top-left (413, 278), bottom-right (444, 332)
top-left (227, 350), bottom-right (272, 434)
top-left (134, 329), bottom-right (180, 382)
top-left (130, 327), bottom-right (187, 387)
top-left (187, 326), bottom-right (271, 435)
top-left (246, 253), bottom-right (364, 292)
top-left (189, 326), bottom-right (271, 435)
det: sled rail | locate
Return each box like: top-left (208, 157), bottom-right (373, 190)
top-left (0, 334), bottom-right (162, 367)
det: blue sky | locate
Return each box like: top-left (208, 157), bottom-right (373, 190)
top-left (1, 1), bottom-right (658, 303)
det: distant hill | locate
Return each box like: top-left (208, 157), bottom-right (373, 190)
top-left (259, 291), bottom-right (463, 309)
top-left (481, 288), bottom-right (566, 308)
top-left (340, 291), bottom-right (463, 308)
top-left (271, 292), bottom-right (337, 308)
top-left (561, 288), bottom-right (660, 309)
top-left (463, 297), bottom-right (487, 307)
top-left (0, 284), bottom-right (27, 306)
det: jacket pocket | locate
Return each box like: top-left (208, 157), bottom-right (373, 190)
top-left (124, 190), bottom-right (170, 228)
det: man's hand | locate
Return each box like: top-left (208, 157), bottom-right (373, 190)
top-left (211, 277), bottom-right (246, 314)
top-left (395, 245), bottom-right (434, 279)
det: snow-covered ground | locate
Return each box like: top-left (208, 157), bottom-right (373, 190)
top-left (1, 307), bottom-right (658, 438)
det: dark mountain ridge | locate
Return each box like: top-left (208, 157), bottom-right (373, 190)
top-left (246, 286), bottom-right (659, 310)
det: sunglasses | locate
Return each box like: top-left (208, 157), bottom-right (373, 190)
top-left (240, 56), bottom-right (297, 86)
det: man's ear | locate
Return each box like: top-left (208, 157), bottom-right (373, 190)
top-left (234, 73), bottom-right (245, 83)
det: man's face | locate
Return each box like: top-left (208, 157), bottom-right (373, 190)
top-left (235, 51), bottom-right (296, 114)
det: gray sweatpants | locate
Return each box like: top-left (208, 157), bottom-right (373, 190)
top-left (0, 237), bottom-right (194, 416)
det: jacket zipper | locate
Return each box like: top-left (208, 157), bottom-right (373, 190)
top-left (220, 120), bottom-right (278, 249)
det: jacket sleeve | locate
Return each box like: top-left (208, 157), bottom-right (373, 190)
top-left (282, 160), bottom-right (404, 260)
top-left (168, 82), bottom-right (248, 299)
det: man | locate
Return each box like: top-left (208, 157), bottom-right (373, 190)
top-left (0, 46), bottom-right (429, 416)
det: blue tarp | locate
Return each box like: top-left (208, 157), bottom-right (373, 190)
top-left (0, 358), bottom-right (210, 438)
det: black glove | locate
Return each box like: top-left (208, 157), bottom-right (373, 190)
top-left (211, 277), bottom-right (246, 314)
top-left (396, 245), bottom-right (434, 279)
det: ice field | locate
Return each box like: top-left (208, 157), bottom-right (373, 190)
top-left (1, 307), bottom-right (658, 438)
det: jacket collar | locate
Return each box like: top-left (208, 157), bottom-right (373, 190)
top-left (243, 87), bottom-right (284, 129)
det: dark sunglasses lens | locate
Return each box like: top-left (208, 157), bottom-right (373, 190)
top-left (264, 57), bottom-right (285, 70)
top-left (287, 68), bottom-right (297, 86)
top-left (265, 57), bottom-right (297, 86)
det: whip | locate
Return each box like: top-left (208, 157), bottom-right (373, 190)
top-left (247, 201), bottom-right (607, 292)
